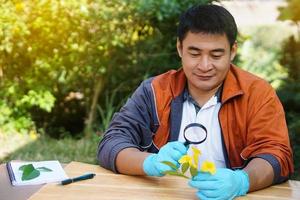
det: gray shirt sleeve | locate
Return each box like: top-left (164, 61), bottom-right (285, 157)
top-left (97, 78), bottom-right (158, 173)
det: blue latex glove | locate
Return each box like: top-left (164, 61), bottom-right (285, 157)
top-left (143, 141), bottom-right (187, 177)
top-left (189, 168), bottom-right (249, 200)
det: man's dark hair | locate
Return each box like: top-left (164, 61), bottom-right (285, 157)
top-left (177, 4), bottom-right (238, 47)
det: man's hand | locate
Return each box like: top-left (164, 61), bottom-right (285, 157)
top-left (189, 168), bottom-right (249, 200)
top-left (143, 141), bottom-right (187, 176)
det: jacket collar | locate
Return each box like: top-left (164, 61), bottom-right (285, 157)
top-left (221, 64), bottom-right (244, 103)
top-left (172, 65), bottom-right (243, 103)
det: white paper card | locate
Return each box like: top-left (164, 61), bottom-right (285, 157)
top-left (7, 160), bottom-right (68, 186)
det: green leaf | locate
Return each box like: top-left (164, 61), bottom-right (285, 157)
top-left (36, 167), bottom-right (53, 172)
top-left (181, 162), bottom-right (189, 174)
top-left (190, 166), bottom-right (198, 178)
top-left (161, 161), bottom-right (178, 170)
top-left (163, 170), bottom-right (189, 179)
top-left (21, 164), bottom-right (40, 181)
top-left (19, 165), bottom-right (27, 171)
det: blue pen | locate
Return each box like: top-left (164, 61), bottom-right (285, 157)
top-left (61, 173), bottom-right (96, 185)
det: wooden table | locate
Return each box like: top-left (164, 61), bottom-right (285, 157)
top-left (0, 164), bottom-right (43, 200)
top-left (27, 162), bottom-right (300, 200)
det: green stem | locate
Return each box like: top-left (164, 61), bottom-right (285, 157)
top-left (181, 174), bottom-right (190, 179)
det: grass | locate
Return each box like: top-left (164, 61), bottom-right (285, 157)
top-left (0, 133), bottom-right (100, 165)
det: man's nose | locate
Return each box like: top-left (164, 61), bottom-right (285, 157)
top-left (197, 56), bottom-right (212, 72)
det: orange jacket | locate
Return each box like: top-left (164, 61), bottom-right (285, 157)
top-left (152, 65), bottom-right (294, 180)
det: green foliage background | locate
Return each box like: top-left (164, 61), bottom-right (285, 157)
top-left (0, 0), bottom-right (299, 180)
top-left (276, 0), bottom-right (300, 180)
top-left (0, 0), bottom-right (211, 137)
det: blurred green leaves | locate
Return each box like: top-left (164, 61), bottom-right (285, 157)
top-left (236, 25), bottom-right (292, 88)
top-left (0, 0), bottom-right (149, 135)
top-left (0, 0), bottom-right (215, 137)
top-left (18, 90), bottom-right (55, 112)
top-left (278, 0), bottom-right (300, 25)
top-left (277, 0), bottom-right (300, 180)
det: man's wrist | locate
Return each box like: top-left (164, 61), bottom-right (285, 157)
top-left (236, 170), bottom-right (250, 196)
top-left (143, 154), bottom-right (160, 176)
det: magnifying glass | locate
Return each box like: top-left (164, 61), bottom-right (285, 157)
top-left (183, 123), bottom-right (207, 146)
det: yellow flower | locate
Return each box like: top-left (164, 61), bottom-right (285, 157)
top-left (191, 146), bottom-right (201, 155)
top-left (200, 161), bottom-right (216, 175)
top-left (179, 155), bottom-right (192, 165)
top-left (191, 146), bottom-right (201, 166)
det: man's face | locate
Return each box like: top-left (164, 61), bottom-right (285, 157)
top-left (177, 31), bottom-right (237, 96)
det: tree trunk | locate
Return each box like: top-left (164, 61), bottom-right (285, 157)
top-left (84, 76), bottom-right (104, 138)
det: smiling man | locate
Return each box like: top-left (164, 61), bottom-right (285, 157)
top-left (97, 4), bottom-right (293, 200)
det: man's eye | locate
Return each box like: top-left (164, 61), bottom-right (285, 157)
top-left (211, 55), bottom-right (222, 59)
top-left (190, 53), bottom-right (199, 57)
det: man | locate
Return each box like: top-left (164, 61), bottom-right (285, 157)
top-left (98, 4), bottom-right (293, 200)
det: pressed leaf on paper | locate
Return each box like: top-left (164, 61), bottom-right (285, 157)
top-left (19, 165), bottom-right (28, 171)
top-left (36, 167), bottom-right (53, 172)
top-left (19, 164), bottom-right (53, 181)
top-left (20, 164), bottom-right (40, 181)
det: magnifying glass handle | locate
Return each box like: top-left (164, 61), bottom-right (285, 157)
top-left (184, 141), bottom-right (190, 146)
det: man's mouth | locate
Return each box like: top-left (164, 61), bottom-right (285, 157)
top-left (194, 74), bottom-right (214, 80)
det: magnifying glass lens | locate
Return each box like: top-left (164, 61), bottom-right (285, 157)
top-left (183, 123), bottom-right (207, 145)
top-left (185, 126), bottom-right (206, 143)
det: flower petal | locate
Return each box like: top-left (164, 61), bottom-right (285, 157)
top-left (178, 155), bottom-right (192, 164)
top-left (200, 161), bottom-right (216, 175)
top-left (193, 154), bottom-right (199, 167)
top-left (191, 146), bottom-right (201, 155)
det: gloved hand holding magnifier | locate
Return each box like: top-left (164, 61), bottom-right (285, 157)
top-left (183, 123), bottom-right (207, 146)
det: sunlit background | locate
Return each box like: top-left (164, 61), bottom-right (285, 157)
top-left (0, 0), bottom-right (299, 179)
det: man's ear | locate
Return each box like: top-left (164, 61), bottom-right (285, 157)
top-left (176, 39), bottom-right (182, 58)
top-left (230, 42), bottom-right (238, 61)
